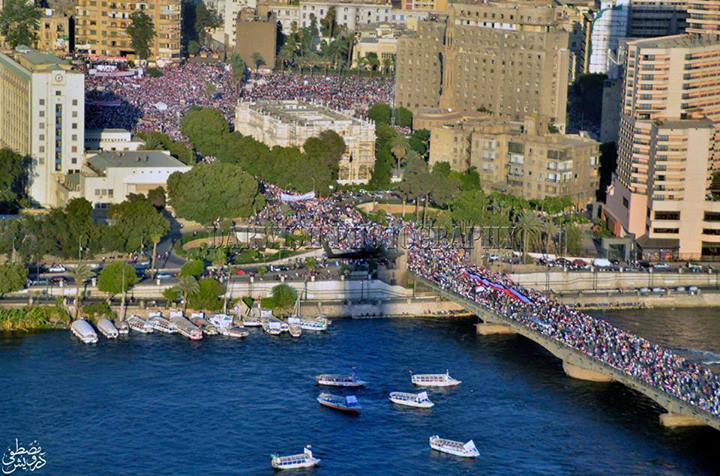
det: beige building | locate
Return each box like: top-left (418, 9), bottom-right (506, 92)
top-left (232, 9), bottom-right (277, 69)
top-left (687, 0), bottom-right (720, 37)
top-left (604, 35), bottom-right (720, 259)
top-left (235, 100), bottom-right (376, 184)
top-left (37, 9), bottom-right (72, 54)
top-left (75, 0), bottom-right (181, 62)
top-left (401, 0), bottom-right (448, 12)
top-left (426, 113), bottom-right (600, 206)
top-left (351, 24), bottom-right (399, 71)
top-left (85, 128), bottom-right (145, 151)
top-left (0, 47), bottom-right (85, 208)
top-left (394, 1), bottom-right (586, 131)
top-left (81, 150), bottom-right (190, 208)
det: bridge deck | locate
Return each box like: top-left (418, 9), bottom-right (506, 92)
top-left (413, 273), bottom-right (720, 432)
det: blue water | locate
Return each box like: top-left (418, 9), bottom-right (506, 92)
top-left (2, 316), bottom-right (720, 475)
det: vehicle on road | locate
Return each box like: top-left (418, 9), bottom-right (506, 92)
top-left (48, 264), bottom-right (66, 273)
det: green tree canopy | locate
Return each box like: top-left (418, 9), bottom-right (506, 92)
top-left (167, 163), bottom-right (265, 224)
top-left (229, 53), bottom-right (246, 81)
top-left (0, 263), bottom-right (28, 296)
top-left (395, 107), bottom-right (413, 128)
top-left (127, 10), bottom-right (156, 60)
top-left (107, 194), bottom-right (170, 252)
top-left (0, 148), bottom-right (27, 212)
top-left (180, 259), bottom-right (205, 278)
top-left (98, 262), bottom-right (139, 299)
top-left (194, 3), bottom-right (220, 44)
top-left (187, 277), bottom-right (224, 310)
top-left (181, 107), bottom-right (229, 156)
top-left (264, 283), bottom-right (297, 316)
top-left (0, 0), bottom-right (39, 48)
top-left (368, 103), bottom-right (392, 125)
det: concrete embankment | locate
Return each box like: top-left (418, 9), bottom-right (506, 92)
top-left (556, 291), bottom-right (720, 310)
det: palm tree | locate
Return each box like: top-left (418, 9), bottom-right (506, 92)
top-left (70, 264), bottom-right (94, 318)
top-left (542, 220), bottom-right (559, 255)
top-left (150, 233), bottom-right (162, 279)
top-left (389, 135), bottom-right (409, 177)
top-left (516, 211), bottom-right (543, 263)
top-left (252, 52), bottom-right (265, 71)
top-left (176, 276), bottom-right (200, 312)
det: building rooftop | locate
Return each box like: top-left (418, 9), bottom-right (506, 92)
top-left (86, 150), bottom-right (186, 172)
top-left (242, 100), bottom-right (370, 126)
top-left (0, 47), bottom-right (73, 78)
top-left (631, 34), bottom-right (720, 50)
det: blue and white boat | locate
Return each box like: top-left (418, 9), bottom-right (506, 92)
top-left (271, 446), bottom-right (320, 470)
top-left (317, 393), bottom-right (361, 415)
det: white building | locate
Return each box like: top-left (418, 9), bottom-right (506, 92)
top-left (0, 47), bottom-right (85, 208)
top-left (84, 129), bottom-right (144, 152)
top-left (235, 100), bottom-right (376, 184)
top-left (589, 0), bottom-right (630, 74)
top-left (81, 150), bottom-right (191, 208)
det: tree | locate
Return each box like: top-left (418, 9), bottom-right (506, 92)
top-left (252, 52), bottom-right (266, 70)
top-left (320, 6), bottom-right (337, 38)
top-left (147, 187), bottom-right (166, 210)
top-left (162, 287), bottom-right (179, 308)
top-left (0, 0), bottom-right (40, 49)
top-left (0, 148), bottom-right (27, 212)
top-left (0, 263), bottom-right (27, 296)
top-left (395, 107), bottom-right (413, 129)
top-left (181, 107), bottom-right (229, 156)
top-left (368, 103), bottom-right (392, 125)
top-left (398, 154), bottom-right (431, 221)
top-left (389, 135), bottom-right (409, 176)
top-left (188, 40), bottom-right (201, 56)
top-left (516, 211), bottom-right (543, 262)
top-left (268, 283), bottom-right (297, 316)
top-left (70, 264), bottom-right (94, 318)
top-left (451, 190), bottom-right (488, 231)
top-left (187, 277), bottom-right (224, 310)
top-left (127, 11), bottom-right (156, 60)
top-left (176, 275), bottom-right (200, 312)
top-left (194, 3), bottom-right (220, 45)
top-left (167, 163), bottom-right (265, 224)
top-left (108, 194), bottom-right (170, 252)
top-left (180, 259), bottom-right (205, 278)
top-left (229, 53), bottom-right (246, 82)
top-left (98, 262), bottom-right (139, 301)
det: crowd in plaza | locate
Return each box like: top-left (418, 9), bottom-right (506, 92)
top-left (240, 72), bottom-right (394, 118)
top-left (255, 186), bottom-right (720, 419)
top-left (85, 62), bottom-right (240, 141)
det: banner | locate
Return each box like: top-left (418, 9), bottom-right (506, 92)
top-left (280, 191), bottom-right (316, 202)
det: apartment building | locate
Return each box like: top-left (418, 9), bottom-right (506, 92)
top-left (426, 113), bottom-right (600, 206)
top-left (0, 47), bottom-right (85, 208)
top-left (351, 24), bottom-right (400, 71)
top-left (395, 1), bottom-right (585, 131)
top-left (604, 35), bottom-right (720, 259)
top-left (401, 0), bottom-right (448, 12)
top-left (75, 0), bottom-right (181, 62)
top-left (233, 9), bottom-right (277, 69)
top-left (37, 9), bottom-right (73, 54)
top-left (628, 0), bottom-right (687, 37)
top-left (687, 0), bottom-right (720, 37)
top-left (235, 100), bottom-right (376, 184)
top-left (225, 0), bottom-right (258, 47)
top-left (299, 0), bottom-right (392, 31)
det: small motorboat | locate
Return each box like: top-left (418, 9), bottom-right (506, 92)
top-left (127, 315), bottom-right (153, 334)
top-left (317, 393), bottom-right (361, 415)
top-left (262, 318), bottom-right (283, 336)
top-left (429, 435), bottom-right (479, 458)
top-left (209, 313), bottom-right (233, 329)
top-left (115, 320), bottom-right (129, 335)
top-left (220, 325), bottom-right (249, 338)
top-left (243, 304), bottom-right (266, 327)
top-left (412, 371), bottom-right (461, 388)
top-left (96, 318), bottom-right (119, 339)
top-left (389, 391), bottom-right (434, 409)
top-left (203, 324), bottom-right (219, 336)
top-left (189, 311), bottom-right (207, 327)
top-left (288, 323), bottom-right (302, 338)
top-left (271, 446), bottom-right (320, 470)
top-left (170, 314), bottom-right (203, 340)
top-left (70, 319), bottom-right (98, 344)
top-left (291, 316), bottom-right (329, 331)
top-left (316, 372), bottom-right (366, 388)
top-left (146, 314), bottom-right (178, 334)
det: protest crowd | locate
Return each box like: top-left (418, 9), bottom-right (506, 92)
top-left (255, 185), bottom-right (720, 419)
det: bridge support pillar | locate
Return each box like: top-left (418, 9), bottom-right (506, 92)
top-left (475, 323), bottom-right (516, 335)
top-left (562, 361), bottom-right (613, 382)
top-left (659, 412), bottom-right (706, 428)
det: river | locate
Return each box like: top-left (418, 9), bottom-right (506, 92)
top-left (1, 308), bottom-right (719, 475)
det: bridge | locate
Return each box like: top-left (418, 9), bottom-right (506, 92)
top-left (411, 272), bottom-right (720, 432)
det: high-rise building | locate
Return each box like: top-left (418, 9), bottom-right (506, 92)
top-left (0, 47), bottom-right (85, 207)
top-left (687, 0), bottom-right (720, 37)
top-left (233, 9), bottom-right (277, 69)
top-left (36, 9), bottom-right (73, 54)
top-left (628, 0), bottom-right (687, 37)
top-left (424, 113), bottom-right (600, 206)
top-left (395, 1), bottom-right (585, 131)
top-left (588, 0), bottom-right (630, 74)
top-left (75, 0), bottom-right (181, 62)
top-left (604, 35), bottom-right (720, 259)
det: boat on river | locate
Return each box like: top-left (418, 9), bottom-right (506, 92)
top-left (71, 319), bottom-right (98, 344)
top-left (262, 318), bottom-right (283, 336)
top-left (288, 322), bottom-right (302, 338)
top-left (203, 325), bottom-right (219, 336)
top-left (270, 446), bottom-right (321, 470)
top-left (209, 313), bottom-right (233, 329)
top-left (220, 326), bottom-right (249, 338)
top-left (317, 393), bottom-right (361, 415)
top-left (429, 435), bottom-right (479, 458)
top-left (115, 320), bottom-right (129, 335)
top-left (389, 391), bottom-right (434, 408)
top-left (146, 313), bottom-right (177, 334)
top-left (170, 314), bottom-right (203, 340)
top-left (316, 372), bottom-right (366, 388)
top-left (243, 304), bottom-right (267, 327)
top-left (288, 316), bottom-right (328, 332)
top-left (127, 315), bottom-right (153, 334)
top-left (96, 318), bottom-right (119, 339)
top-left (412, 371), bottom-right (461, 388)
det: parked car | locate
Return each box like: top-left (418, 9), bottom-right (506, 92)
top-left (47, 264), bottom-right (66, 273)
top-left (639, 287), bottom-right (651, 296)
top-left (652, 263), bottom-right (670, 271)
top-left (675, 286), bottom-right (687, 294)
top-left (652, 287), bottom-right (667, 295)
top-left (156, 273), bottom-right (174, 280)
top-left (688, 286), bottom-right (700, 295)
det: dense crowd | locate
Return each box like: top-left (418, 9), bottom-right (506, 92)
top-left (240, 72), bottom-right (394, 118)
top-left (85, 62), bottom-right (240, 141)
top-left (255, 187), bottom-right (720, 419)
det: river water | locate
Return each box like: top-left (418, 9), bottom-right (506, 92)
top-left (1, 308), bottom-right (720, 475)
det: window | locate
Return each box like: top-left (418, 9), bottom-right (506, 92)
top-left (654, 211), bottom-right (680, 220)
top-left (622, 197), bottom-right (629, 208)
top-left (653, 228), bottom-right (678, 234)
top-left (704, 212), bottom-right (720, 222)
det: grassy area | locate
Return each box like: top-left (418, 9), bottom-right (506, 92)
top-left (0, 305), bottom-right (71, 331)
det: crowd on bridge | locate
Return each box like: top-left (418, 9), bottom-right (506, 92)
top-left (85, 61), bottom-right (240, 141)
top-left (240, 72), bottom-right (394, 118)
top-left (253, 186), bottom-right (720, 419)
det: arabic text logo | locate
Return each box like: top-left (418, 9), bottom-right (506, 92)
top-left (2, 439), bottom-right (46, 474)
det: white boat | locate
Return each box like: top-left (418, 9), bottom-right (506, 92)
top-left (389, 391), bottom-right (434, 408)
top-left (127, 315), bottom-right (153, 334)
top-left (243, 304), bottom-right (264, 327)
top-left (116, 320), bottom-right (129, 335)
top-left (203, 324), bottom-right (219, 336)
top-left (71, 319), bottom-right (98, 344)
top-left (170, 314), bottom-right (203, 340)
top-left (288, 322), bottom-right (302, 337)
top-left (209, 313), bottom-right (233, 329)
top-left (220, 326), bottom-right (249, 338)
top-left (270, 446), bottom-right (320, 470)
top-left (262, 319), bottom-right (283, 336)
top-left (412, 371), bottom-right (461, 388)
top-left (429, 435), bottom-right (479, 458)
top-left (300, 316), bottom-right (328, 331)
top-left (96, 318), bottom-right (119, 339)
top-left (316, 372), bottom-right (366, 388)
top-left (146, 314), bottom-right (178, 334)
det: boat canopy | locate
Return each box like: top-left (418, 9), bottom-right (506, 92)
top-left (346, 396), bottom-right (358, 404)
top-left (463, 441), bottom-right (477, 451)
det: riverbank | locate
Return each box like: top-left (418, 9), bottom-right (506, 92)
top-left (0, 305), bottom-right (71, 331)
top-left (554, 290), bottom-right (720, 310)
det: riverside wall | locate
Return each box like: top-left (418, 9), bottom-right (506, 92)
top-left (511, 271), bottom-right (720, 293)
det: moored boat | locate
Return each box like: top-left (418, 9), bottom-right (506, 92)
top-left (115, 320), bottom-right (129, 335)
top-left (262, 317), bottom-right (284, 336)
top-left (429, 435), bottom-right (479, 458)
top-left (71, 319), bottom-right (98, 344)
top-left (203, 324), bottom-right (219, 336)
top-left (412, 371), bottom-right (461, 388)
top-left (170, 314), bottom-right (203, 340)
top-left (146, 313), bottom-right (178, 334)
top-left (317, 393), bottom-right (361, 415)
top-left (209, 313), bottom-right (233, 329)
top-left (316, 372), bottom-right (366, 388)
top-left (221, 326), bottom-right (249, 338)
top-left (288, 323), bottom-right (302, 338)
top-left (96, 318), bottom-right (119, 339)
top-left (270, 446), bottom-right (320, 470)
top-left (127, 315), bottom-right (153, 334)
top-left (300, 316), bottom-right (328, 331)
top-left (389, 391), bottom-right (434, 409)
top-left (242, 304), bottom-right (266, 327)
